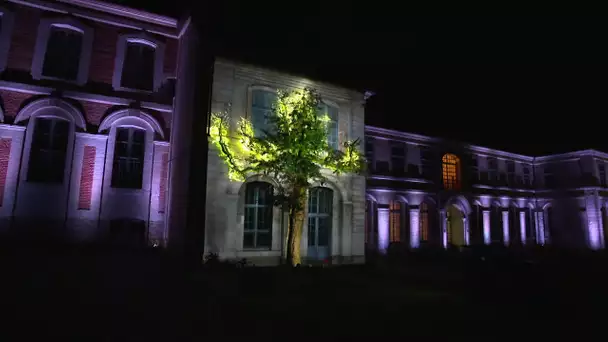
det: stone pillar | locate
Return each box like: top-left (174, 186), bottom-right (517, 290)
top-left (585, 195), bottom-right (602, 250)
top-left (409, 207), bottom-right (420, 248)
top-left (482, 210), bottom-right (491, 245)
top-left (535, 211), bottom-right (546, 245)
top-left (377, 207), bottom-right (389, 253)
top-left (440, 210), bottom-right (448, 248)
top-left (519, 211), bottom-right (526, 245)
top-left (342, 201), bottom-right (353, 258)
top-left (502, 210), bottom-right (510, 246)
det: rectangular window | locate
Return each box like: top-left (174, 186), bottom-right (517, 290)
top-left (251, 89), bottom-right (277, 137)
top-left (28, 118), bottom-right (69, 184)
top-left (121, 41), bottom-right (155, 91)
top-left (506, 160), bottom-right (515, 186)
top-left (41, 26), bottom-right (83, 81)
top-left (375, 161), bottom-right (389, 174)
top-left (470, 154), bottom-right (479, 181)
top-left (487, 157), bottom-right (498, 182)
top-left (420, 146), bottom-right (433, 178)
top-left (523, 165), bottom-right (531, 186)
top-left (390, 142), bottom-right (405, 176)
top-left (389, 201), bottom-right (401, 243)
top-left (244, 182), bottom-right (273, 249)
top-left (365, 138), bottom-right (374, 172)
top-left (318, 104), bottom-right (339, 150)
top-left (599, 162), bottom-right (607, 187)
top-left (544, 164), bottom-right (556, 188)
top-left (111, 128), bottom-right (146, 189)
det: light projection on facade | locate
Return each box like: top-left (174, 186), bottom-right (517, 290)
top-left (502, 211), bottom-right (510, 246)
top-left (377, 207), bottom-right (389, 253)
top-left (519, 211), bottom-right (526, 245)
top-left (483, 210), bottom-right (491, 245)
top-left (409, 209), bottom-right (420, 248)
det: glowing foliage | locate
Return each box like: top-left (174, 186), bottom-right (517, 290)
top-left (209, 88), bottom-right (365, 265)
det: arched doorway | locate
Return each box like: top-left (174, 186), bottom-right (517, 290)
top-left (365, 197), bottom-right (378, 252)
top-left (469, 204), bottom-right (483, 245)
top-left (508, 205), bottom-right (520, 246)
top-left (446, 204), bottom-right (466, 247)
top-left (490, 204), bottom-right (503, 244)
top-left (419, 199), bottom-right (439, 247)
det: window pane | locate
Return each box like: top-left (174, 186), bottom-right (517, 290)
top-left (42, 27), bottom-right (82, 81)
top-left (133, 129), bottom-right (146, 144)
top-left (111, 128), bottom-right (145, 188)
top-left (308, 217), bottom-right (316, 246)
top-left (116, 128), bottom-right (129, 142)
top-left (121, 42), bottom-right (155, 91)
top-left (243, 232), bottom-right (255, 249)
top-left (256, 232), bottom-right (271, 248)
top-left (28, 118), bottom-right (69, 183)
top-left (318, 217), bottom-right (330, 246)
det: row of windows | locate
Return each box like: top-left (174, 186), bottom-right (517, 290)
top-left (251, 89), bottom-right (339, 150)
top-left (243, 182), bottom-right (333, 249)
top-left (28, 117), bottom-right (145, 188)
top-left (0, 9), bottom-right (163, 92)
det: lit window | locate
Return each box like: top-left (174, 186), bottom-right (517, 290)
top-left (244, 182), bottom-right (273, 249)
top-left (111, 128), bottom-right (146, 189)
top-left (389, 200), bottom-right (401, 243)
top-left (442, 153), bottom-right (461, 190)
top-left (251, 89), bottom-right (277, 137)
top-left (420, 202), bottom-right (429, 242)
top-left (28, 118), bottom-right (69, 183)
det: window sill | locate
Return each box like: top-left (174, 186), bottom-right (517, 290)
top-left (113, 85), bottom-right (155, 94)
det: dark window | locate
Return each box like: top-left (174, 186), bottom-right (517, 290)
top-left (251, 89), bottom-right (277, 137)
top-left (121, 41), bottom-right (155, 91)
top-left (390, 143), bottom-right (405, 176)
top-left (599, 162), bottom-right (607, 187)
top-left (523, 166), bottom-right (531, 186)
top-left (365, 138), bottom-right (374, 172)
top-left (376, 161), bottom-right (389, 174)
top-left (470, 154), bottom-right (479, 181)
top-left (244, 182), bottom-right (273, 249)
top-left (308, 187), bottom-right (333, 248)
top-left (544, 164), bottom-right (556, 188)
top-left (42, 26), bottom-right (83, 81)
top-left (487, 157), bottom-right (498, 182)
top-left (111, 128), bottom-right (146, 189)
top-left (420, 146), bottom-right (433, 178)
top-left (506, 161), bottom-right (515, 186)
top-left (28, 118), bottom-right (69, 183)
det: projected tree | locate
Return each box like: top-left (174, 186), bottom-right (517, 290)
top-left (210, 88), bottom-right (365, 266)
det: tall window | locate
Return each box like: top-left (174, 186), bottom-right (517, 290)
top-left (308, 187), bottom-right (333, 249)
top-left (442, 153), bottom-right (461, 190)
top-left (251, 89), bottom-right (277, 137)
top-left (41, 26), bottom-right (83, 81)
top-left (420, 202), bottom-right (429, 242)
top-left (420, 146), bottom-right (433, 178)
top-left (318, 103), bottom-right (339, 150)
top-left (470, 154), bottom-right (479, 182)
top-left (121, 41), bottom-right (156, 91)
top-left (487, 157), bottom-right (498, 182)
top-left (389, 200), bottom-right (401, 243)
top-left (244, 182), bottom-right (273, 249)
top-left (111, 128), bottom-right (146, 189)
top-left (28, 118), bottom-right (69, 183)
top-left (365, 199), bottom-right (377, 247)
top-left (523, 165), bottom-right (531, 186)
top-left (599, 162), bottom-right (607, 187)
top-left (544, 164), bottom-right (556, 188)
top-left (365, 137), bottom-right (375, 172)
top-left (390, 142), bottom-right (406, 176)
top-left (506, 161), bottom-right (515, 186)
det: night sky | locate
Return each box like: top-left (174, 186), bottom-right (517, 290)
top-left (113, 0), bottom-right (607, 156)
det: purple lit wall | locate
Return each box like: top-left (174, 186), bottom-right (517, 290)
top-left (409, 209), bottom-right (420, 248)
top-left (483, 210), bottom-right (491, 244)
top-left (377, 208), bottom-right (389, 253)
top-left (502, 211), bottom-right (509, 246)
top-left (440, 210), bottom-right (447, 249)
top-left (535, 212), bottom-right (546, 245)
top-left (584, 199), bottom-right (602, 250)
top-left (519, 211), bottom-right (526, 245)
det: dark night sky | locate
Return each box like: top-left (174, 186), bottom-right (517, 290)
top-left (112, 0), bottom-right (607, 156)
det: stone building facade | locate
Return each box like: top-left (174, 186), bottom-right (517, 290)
top-left (0, 0), bottom-right (194, 246)
top-left (365, 126), bottom-right (607, 253)
top-left (204, 60), bottom-right (367, 265)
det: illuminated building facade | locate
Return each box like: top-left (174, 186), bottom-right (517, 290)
top-left (204, 60), bottom-right (367, 265)
top-left (0, 0), bottom-right (200, 247)
top-left (365, 126), bottom-right (606, 252)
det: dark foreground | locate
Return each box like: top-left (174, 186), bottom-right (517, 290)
top-left (2, 244), bottom-right (608, 339)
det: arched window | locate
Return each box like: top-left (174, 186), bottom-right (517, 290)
top-left (420, 202), bottom-right (429, 242)
top-left (389, 200), bottom-right (402, 243)
top-left (251, 89), bottom-right (278, 137)
top-left (308, 187), bottom-right (333, 259)
top-left (442, 153), bottom-right (461, 190)
top-left (244, 182), bottom-right (274, 249)
top-left (28, 117), bottom-right (70, 183)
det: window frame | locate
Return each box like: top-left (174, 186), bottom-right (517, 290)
top-left (248, 86), bottom-right (278, 138)
top-left (319, 100), bottom-right (340, 150)
top-left (111, 126), bottom-right (147, 189)
top-left (31, 17), bottom-right (93, 85)
top-left (307, 187), bottom-right (333, 249)
top-left (442, 153), bottom-right (461, 190)
top-left (112, 33), bottom-right (166, 93)
top-left (27, 117), bottom-right (71, 184)
top-left (0, 7), bottom-right (15, 72)
top-left (243, 181), bottom-right (274, 249)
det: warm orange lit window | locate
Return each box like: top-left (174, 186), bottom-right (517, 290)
top-left (389, 201), bottom-right (401, 243)
top-left (442, 153), bottom-right (461, 190)
top-left (420, 202), bottom-right (429, 241)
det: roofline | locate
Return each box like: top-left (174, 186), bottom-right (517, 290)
top-left (365, 125), bottom-right (608, 162)
top-left (56, 0), bottom-right (178, 27)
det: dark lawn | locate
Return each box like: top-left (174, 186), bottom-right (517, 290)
top-left (2, 245), bottom-right (608, 339)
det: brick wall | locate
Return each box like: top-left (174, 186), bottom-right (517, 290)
top-left (88, 23), bottom-right (119, 85)
top-left (81, 101), bottom-right (112, 126)
top-left (77, 145), bottom-right (96, 210)
top-left (6, 6), bottom-right (40, 73)
top-left (0, 90), bottom-right (31, 118)
top-left (0, 138), bottom-right (12, 207)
